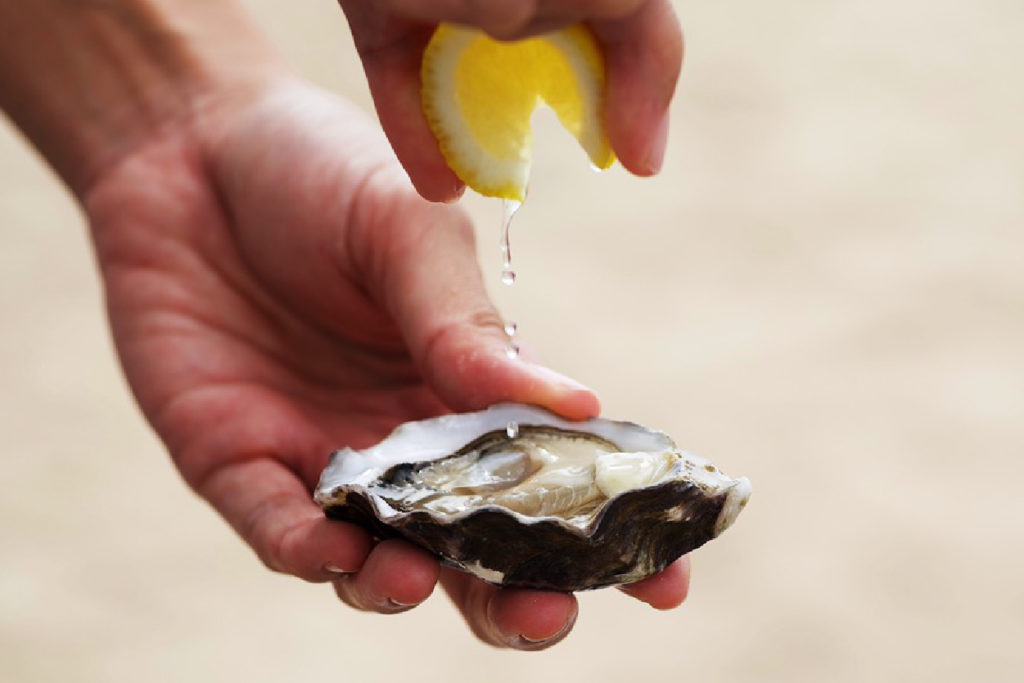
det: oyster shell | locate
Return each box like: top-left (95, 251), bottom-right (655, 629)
top-left (315, 404), bottom-right (751, 591)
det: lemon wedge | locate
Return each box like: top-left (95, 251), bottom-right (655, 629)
top-left (421, 23), bottom-right (615, 201)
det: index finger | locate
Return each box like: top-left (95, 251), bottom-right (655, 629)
top-left (197, 457), bottom-right (374, 581)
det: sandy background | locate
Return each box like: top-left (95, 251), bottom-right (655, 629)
top-left (2, 0), bottom-right (1022, 681)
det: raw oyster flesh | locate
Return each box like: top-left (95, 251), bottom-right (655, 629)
top-left (314, 404), bottom-right (751, 591)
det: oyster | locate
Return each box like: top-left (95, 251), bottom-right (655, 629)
top-left (315, 404), bottom-right (751, 591)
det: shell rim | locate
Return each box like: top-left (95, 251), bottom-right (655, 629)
top-left (314, 403), bottom-right (750, 535)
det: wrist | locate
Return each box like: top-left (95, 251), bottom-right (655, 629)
top-left (0, 0), bottom-right (286, 196)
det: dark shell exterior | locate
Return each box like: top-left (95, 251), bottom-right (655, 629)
top-left (315, 404), bottom-right (750, 591)
top-left (322, 477), bottom-right (734, 591)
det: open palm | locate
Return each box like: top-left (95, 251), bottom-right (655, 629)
top-left (82, 78), bottom-right (687, 648)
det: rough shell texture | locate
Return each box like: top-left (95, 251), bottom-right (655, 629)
top-left (315, 404), bottom-right (751, 591)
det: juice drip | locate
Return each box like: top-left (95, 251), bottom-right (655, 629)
top-left (499, 200), bottom-right (523, 439)
top-left (504, 318), bottom-right (520, 359)
top-left (500, 199), bottom-right (522, 286)
top-left (499, 198), bottom-right (523, 365)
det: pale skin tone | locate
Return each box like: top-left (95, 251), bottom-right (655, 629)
top-left (0, 0), bottom-right (687, 650)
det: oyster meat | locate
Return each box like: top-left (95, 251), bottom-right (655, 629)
top-left (315, 404), bottom-right (751, 591)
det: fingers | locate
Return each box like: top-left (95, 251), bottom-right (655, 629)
top-left (333, 539), bottom-right (440, 612)
top-left (441, 568), bottom-right (578, 650)
top-left (382, 0), bottom-right (535, 37)
top-left (199, 456), bottom-right (442, 613)
top-left (369, 0), bottom-right (648, 39)
top-left (592, 0), bottom-right (684, 176)
top-left (340, 0), bottom-right (682, 199)
top-left (198, 457), bottom-right (374, 582)
top-left (617, 556), bottom-right (691, 609)
top-left (339, 5), bottom-right (465, 202)
top-left (352, 195), bottom-right (600, 419)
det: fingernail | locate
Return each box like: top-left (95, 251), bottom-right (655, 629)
top-left (507, 608), bottom-right (578, 651)
top-left (441, 182), bottom-right (467, 204)
top-left (642, 111), bottom-right (670, 175)
top-left (524, 364), bottom-right (594, 395)
top-left (518, 363), bottom-right (601, 420)
top-left (518, 632), bottom-right (556, 645)
top-left (383, 598), bottom-right (419, 613)
top-left (324, 563), bottom-right (352, 575)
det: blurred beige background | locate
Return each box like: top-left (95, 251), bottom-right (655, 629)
top-left (2, 1), bottom-right (1022, 681)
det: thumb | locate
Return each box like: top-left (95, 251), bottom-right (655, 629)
top-left (358, 195), bottom-right (600, 420)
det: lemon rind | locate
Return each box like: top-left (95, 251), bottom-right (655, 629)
top-left (422, 24), bottom-right (615, 201)
top-left (422, 26), bottom-right (528, 200)
top-left (545, 27), bottom-right (615, 172)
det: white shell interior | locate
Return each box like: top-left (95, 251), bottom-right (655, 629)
top-left (315, 404), bottom-right (751, 533)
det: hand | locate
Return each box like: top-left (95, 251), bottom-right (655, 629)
top-left (338, 0), bottom-right (684, 201)
top-left (84, 77), bottom-right (690, 649)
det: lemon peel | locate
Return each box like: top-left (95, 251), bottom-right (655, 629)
top-left (421, 23), bottom-right (615, 201)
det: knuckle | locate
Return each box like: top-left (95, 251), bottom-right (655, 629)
top-left (420, 306), bottom-right (504, 370)
top-left (467, 307), bottom-right (505, 333)
top-left (474, 0), bottom-right (537, 39)
top-left (239, 493), bottom-right (301, 575)
top-left (594, 0), bottom-right (647, 19)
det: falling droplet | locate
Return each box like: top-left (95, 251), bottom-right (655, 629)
top-left (499, 199), bottom-right (522, 287)
top-left (498, 200), bottom-right (523, 358)
top-left (506, 421), bottom-right (520, 439)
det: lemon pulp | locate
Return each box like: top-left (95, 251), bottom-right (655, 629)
top-left (422, 24), bottom-right (615, 201)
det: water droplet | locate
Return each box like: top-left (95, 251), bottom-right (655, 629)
top-left (505, 343), bottom-right (520, 360)
top-left (503, 320), bottom-right (518, 338)
top-left (506, 421), bottom-right (520, 439)
top-left (500, 269), bottom-right (516, 286)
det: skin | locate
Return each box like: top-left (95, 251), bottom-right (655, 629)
top-left (0, 0), bottom-right (690, 650)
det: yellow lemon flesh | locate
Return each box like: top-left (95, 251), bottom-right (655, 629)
top-left (421, 23), bottom-right (615, 201)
